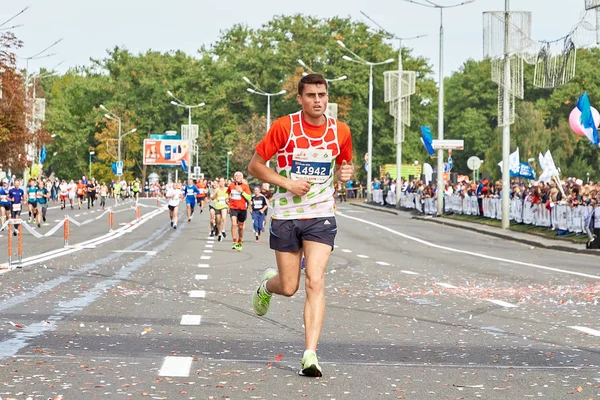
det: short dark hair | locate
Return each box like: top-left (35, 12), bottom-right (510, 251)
top-left (298, 73), bottom-right (328, 95)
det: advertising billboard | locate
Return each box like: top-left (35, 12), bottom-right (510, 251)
top-left (143, 139), bottom-right (191, 166)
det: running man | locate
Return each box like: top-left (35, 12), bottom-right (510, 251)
top-left (8, 179), bottom-right (25, 236)
top-left (184, 179), bottom-right (200, 222)
top-left (76, 179), bottom-right (86, 209)
top-left (0, 179), bottom-right (11, 229)
top-left (250, 186), bottom-right (268, 242)
top-left (227, 171), bottom-right (251, 251)
top-left (59, 179), bottom-right (68, 210)
top-left (207, 180), bottom-right (217, 237)
top-left (99, 182), bottom-right (108, 210)
top-left (86, 179), bottom-right (97, 209)
top-left (113, 180), bottom-right (121, 204)
top-left (35, 180), bottom-right (50, 227)
top-left (211, 177), bottom-right (229, 242)
top-left (248, 74), bottom-right (354, 377)
top-left (195, 178), bottom-right (207, 214)
top-left (132, 178), bottom-right (141, 201)
top-left (165, 182), bottom-right (183, 229)
top-left (68, 180), bottom-right (77, 209)
top-left (26, 179), bottom-right (38, 223)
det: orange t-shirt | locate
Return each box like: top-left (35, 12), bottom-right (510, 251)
top-left (195, 182), bottom-right (207, 198)
top-left (76, 183), bottom-right (85, 196)
top-left (255, 114), bottom-right (353, 165)
top-left (227, 183), bottom-right (251, 210)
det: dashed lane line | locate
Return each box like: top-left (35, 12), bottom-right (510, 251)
top-left (436, 282), bottom-right (459, 289)
top-left (485, 299), bottom-right (518, 308)
top-left (189, 290), bottom-right (206, 298)
top-left (158, 356), bottom-right (193, 377)
top-left (180, 315), bottom-right (202, 326)
top-left (195, 274), bottom-right (208, 280)
top-left (568, 326), bottom-right (600, 337)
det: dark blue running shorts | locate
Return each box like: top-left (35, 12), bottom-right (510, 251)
top-left (269, 217), bottom-right (337, 252)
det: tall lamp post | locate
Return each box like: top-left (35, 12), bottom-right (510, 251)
top-left (243, 77), bottom-right (286, 167)
top-left (365, 21), bottom-right (426, 208)
top-left (100, 104), bottom-right (136, 177)
top-left (167, 90), bottom-right (205, 169)
top-left (226, 151), bottom-right (233, 180)
top-left (337, 39), bottom-right (394, 202)
top-left (89, 151), bottom-right (95, 179)
top-left (400, 0), bottom-right (474, 215)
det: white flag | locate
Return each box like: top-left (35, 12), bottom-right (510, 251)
top-left (498, 148), bottom-right (520, 174)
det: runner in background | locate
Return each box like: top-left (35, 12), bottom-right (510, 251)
top-left (184, 178), bottom-right (200, 222)
top-left (68, 180), bottom-right (76, 209)
top-left (208, 180), bottom-right (217, 237)
top-left (35, 180), bottom-right (50, 227)
top-left (113, 180), bottom-right (121, 204)
top-left (59, 179), bottom-right (68, 210)
top-left (251, 186), bottom-right (268, 242)
top-left (166, 182), bottom-right (183, 229)
top-left (212, 177), bottom-right (229, 242)
top-left (260, 182), bottom-right (273, 232)
top-left (195, 178), bottom-right (207, 214)
top-left (0, 179), bottom-right (11, 229)
top-left (76, 179), bottom-right (86, 209)
top-left (99, 182), bottom-right (108, 210)
top-left (26, 179), bottom-right (38, 223)
top-left (227, 171), bottom-right (251, 251)
top-left (86, 178), bottom-right (97, 209)
top-left (132, 178), bottom-right (141, 201)
top-left (8, 179), bottom-right (25, 236)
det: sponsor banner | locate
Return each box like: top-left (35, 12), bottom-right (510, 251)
top-left (143, 139), bottom-right (191, 166)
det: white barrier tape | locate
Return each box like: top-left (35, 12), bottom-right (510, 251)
top-left (45, 220), bottom-right (66, 237)
top-left (20, 221), bottom-right (45, 238)
top-left (67, 216), bottom-right (82, 227)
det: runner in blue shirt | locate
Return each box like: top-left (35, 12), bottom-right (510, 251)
top-left (35, 181), bottom-right (50, 228)
top-left (0, 179), bottom-right (11, 230)
top-left (184, 179), bottom-right (200, 222)
top-left (8, 179), bottom-right (25, 236)
top-left (26, 179), bottom-right (38, 223)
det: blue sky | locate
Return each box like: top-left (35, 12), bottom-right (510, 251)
top-left (7, 0), bottom-right (591, 78)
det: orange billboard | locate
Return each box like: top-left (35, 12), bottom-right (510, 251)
top-left (143, 139), bottom-right (191, 166)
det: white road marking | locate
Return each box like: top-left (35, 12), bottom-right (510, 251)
top-left (113, 250), bottom-right (157, 255)
top-left (203, 250), bottom-right (213, 253)
top-left (54, 219), bottom-right (61, 223)
top-left (357, 254), bottom-right (369, 258)
top-left (436, 282), bottom-right (458, 289)
top-left (195, 274), bottom-right (208, 280)
top-left (189, 290), bottom-right (206, 298)
top-left (198, 264), bottom-right (210, 268)
top-left (158, 356), bottom-right (193, 377)
top-left (568, 326), bottom-right (600, 337)
top-left (342, 249), bottom-right (352, 253)
top-left (207, 237), bottom-right (214, 240)
top-left (376, 261), bottom-right (390, 266)
top-left (200, 256), bottom-right (211, 260)
top-left (401, 270), bottom-right (419, 275)
top-left (334, 245), bottom-right (339, 249)
top-left (485, 299), bottom-right (518, 308)
top-left (180, 315), bottom-right (202, 326)
top-left (337, 211), bottom-right (600, 280)
top-left (75, 214), bottom-right (81, 217)
top-left (205, 244), bottom-right (213, 248)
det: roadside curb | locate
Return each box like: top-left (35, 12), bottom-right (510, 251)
top-left (349, 202), bottom-right (598, 256)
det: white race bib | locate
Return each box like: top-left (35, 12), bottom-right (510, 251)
top-left (28, 192), bottom-right (36, 199)
top-left (290, 148), bottom-right (333, 184)
top-left (13, 203), bottom-right (21, 212)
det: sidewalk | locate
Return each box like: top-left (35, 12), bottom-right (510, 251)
top-left (348, 200), bottom-right (600, 255)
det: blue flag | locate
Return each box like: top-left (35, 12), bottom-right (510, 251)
top-left (181, 159), bottom-right (188, 173)
top-left (40, 146), bottom-right (47, 163)
top-left (577, 92), bottom-right (599, 146)
top-left (511, 163), bottom-right (536, 180)
top-left (420, 126), bottom-right (435, 156)
top-left (111, 162), bottom-right (117, 175)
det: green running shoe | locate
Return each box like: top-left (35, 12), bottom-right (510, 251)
top-left (300, 352), bottom-right (323, 377)
top-left (252, 268), bottom-right (277, 316)
top-left (237, 242), bottom-right (242, 252)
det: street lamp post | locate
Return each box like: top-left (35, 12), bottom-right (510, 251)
top-left (365, 23), bottom-right (426, 208)
top-left (167, 91), bottom-right (205, 170)
top-left (400, 0), bottom-right (475, 215)
top-left (100, 104), bottom-right (136, 177)
top-left (243, 77), bottom-right (286, 167)
top-left (226, 151), bottom-right (233, 180)
top-left (89, 151), bottom-right (95, 179)
top-left (338, 40), bottom-right (394, 203)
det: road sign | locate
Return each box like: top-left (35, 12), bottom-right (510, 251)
top-left (467, 156), bottom-right (482, 171)
top-left (432, 140), bottom-right (464, 150)
top-left (116, 160), bottom-right (123, 176)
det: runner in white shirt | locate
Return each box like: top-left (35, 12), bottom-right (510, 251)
top-left (68, 180), bottom-right (77, 209)
top-left (59, 180), bottom-right (68, 210)
top-left (165, 182), bottom-right (183, 229)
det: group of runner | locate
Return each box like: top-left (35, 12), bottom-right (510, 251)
top-left (163, 175), bottom-right (271, 251)
top-left (0, 178), bottom-right (50, 235)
